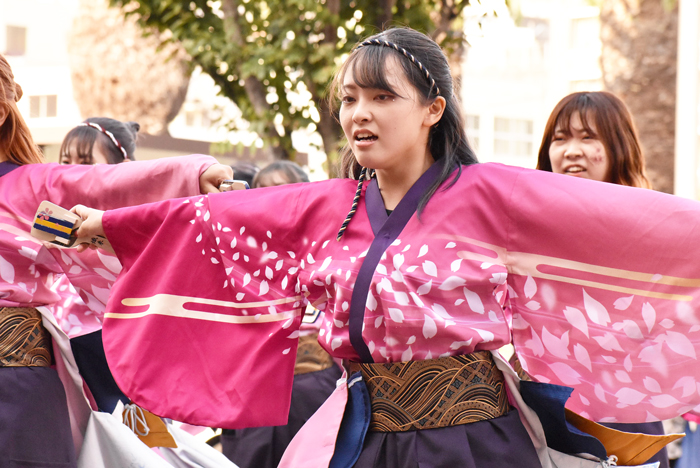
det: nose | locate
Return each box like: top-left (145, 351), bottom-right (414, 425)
top-left (352, 98), bottom-right (371, 123)
top-left (563, 140), bottom-right (582, 158)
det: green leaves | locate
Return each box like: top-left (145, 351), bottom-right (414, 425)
top-left (109, 0), bottom-right (474, 162)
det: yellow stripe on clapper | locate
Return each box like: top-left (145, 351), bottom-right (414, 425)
top-left (105, 293), bottom-right (304, 324)
top-left (34, 217), bottom-right (72, 234)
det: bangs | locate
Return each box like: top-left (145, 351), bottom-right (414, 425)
top-left (337, 46), bottom-right (406, 99)
top-left (60, 128), bottom-right (96, 163)
top-left (554, 96), bottom-right (598, 137)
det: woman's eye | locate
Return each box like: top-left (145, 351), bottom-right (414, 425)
top-left (376, 94), bottom-right (394, 101)
top-left (340, 96), bottom-right (355, 104)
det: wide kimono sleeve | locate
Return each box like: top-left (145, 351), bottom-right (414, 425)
top-left (34, 155), bottom-right (218, 318)
top-left (100, 183), bottom-right (322, 429)
top-left (503, 167), bottom-right (700, 423)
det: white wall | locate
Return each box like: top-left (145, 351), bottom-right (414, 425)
top-left (461, 0), bottom-right (602, 169)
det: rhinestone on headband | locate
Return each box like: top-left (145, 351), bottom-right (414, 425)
top-left (355, 38), bottom-right (440, 97)
top-left (78, 122), bottom-right (129, 162)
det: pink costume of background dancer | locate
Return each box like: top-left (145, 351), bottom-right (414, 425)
top-left (0, 49), bottom-right (231, 467)
top-left (0, 153), bottom-right (226, 462)
top-left (51, 117), bottom-right (141, 339)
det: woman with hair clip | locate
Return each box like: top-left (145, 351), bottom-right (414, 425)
top-left (72, 27), bottom-right (700, 468)
top-left (54, 117), bottom-right (143, 416)
top-left (60, 117), bottom-right (140, 165)
top-left (0, 53), bottom-right (231, 466)
top-left (535, 90), bottom-right (667, 468)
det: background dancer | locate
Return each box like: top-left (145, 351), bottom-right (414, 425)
top-left (0, 52), bottom-right (231, 466)
top-left (536, 90), bottom-right (667, 468)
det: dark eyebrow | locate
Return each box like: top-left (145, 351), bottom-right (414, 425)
top-left (341, 83), bottom-right (359, 92)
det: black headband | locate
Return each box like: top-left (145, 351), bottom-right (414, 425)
top-left (355, 38), bottom-right (440, 97)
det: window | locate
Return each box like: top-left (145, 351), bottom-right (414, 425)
top-left (465, 114), bottom-right (480, 152)
top-left (494, 117), bottom-right (533, 157)
top-left (29, 95), bottom-right (58, 118)
top-left (5, 26), bottom-right (27, 56)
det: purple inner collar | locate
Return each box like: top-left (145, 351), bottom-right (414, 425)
top-left (364, 161), bottom-right (444, 236)
top-left (364, 179), bottom-right (387, 236)
top-left (349, 159), bottom-right (447, 362)
top-left (0, 161), bottom-right (20, 177)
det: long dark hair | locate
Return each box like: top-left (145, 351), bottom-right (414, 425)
top-left (60, 117), bottom-right (140, 165)
top-left (537, 91), bottom-right (651, 189)
top-left (330, 28), bottom-right (478, 211)
top-left (0, 54), bottom-right (43, 165)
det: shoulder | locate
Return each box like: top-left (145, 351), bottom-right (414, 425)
top-left (259, 178), bottom-right (360, 199)
top-left (4, 162), bottom-right (61, 180)
top-left (219, 178), bottom-right (359, 210)
top-left (446, 162), bottom-right (535, 190)
top-left (462, 162), bottom-right (535, 178)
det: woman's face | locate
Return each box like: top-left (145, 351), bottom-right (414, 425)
top-left (255, 170), bottom-right (291, 188)
top-left (548, 112), bottom-right (611, 183)
top-left (60, 141), bottom-right (109, 165)
top-left (338, 57), bottom-right (434, 175)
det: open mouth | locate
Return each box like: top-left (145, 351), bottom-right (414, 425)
top-left (565, 166), bottom-right (585, 174)
top-left (354, 131), bottom-right (378, 142)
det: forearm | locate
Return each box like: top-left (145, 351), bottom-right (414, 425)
top-left (46, 155), bottom-right (219, 210)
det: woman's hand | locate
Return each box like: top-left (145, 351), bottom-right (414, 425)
top-left (71, 205), bottom-right (106, 253)
top-left (200, 163), bottom-right (234, 194)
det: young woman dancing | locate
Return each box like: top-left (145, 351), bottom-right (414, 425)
top-left (73, 28), bottom-right (700, 467)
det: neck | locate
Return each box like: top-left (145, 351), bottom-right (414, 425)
top-left (375, 153), bottom-right (435, 210)
top-left (0, 152), bottom-right (8, 163)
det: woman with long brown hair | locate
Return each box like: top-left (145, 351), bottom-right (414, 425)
top-left (537, 90), bottom-right (668, 468)
top-left (537, 91), bottom-right (651, 188)
top-left (0, 53), bottom-right (231, 465)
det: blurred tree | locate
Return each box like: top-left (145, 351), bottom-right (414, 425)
top-left (108, 0), bottom-right (472, 170)
top-left (69, 0), bottom-right (191, 135)
top-left (599, 0), bottom-right (678, 193)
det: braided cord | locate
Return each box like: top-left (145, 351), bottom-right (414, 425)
top-left (356, 39), bottom-right (440, 97)
top-left (79, 122), bottom-right (129, 162)
top-left (337, 167), bottom-right (373, 241)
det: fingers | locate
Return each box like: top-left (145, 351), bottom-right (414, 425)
top-left (76, 243), bottom-right (90, 253)
top-left (71, 204), bottom-right (98, 226)
top-left (75, 243), bottom-right (98, 253)
top-left (71, 204), bottom-right (90, 219)
top-left (70, 206), bottom-right (106, 239)
top-left (74, 224), bottom-right (90, 239)
top-left (200, 164), bottom-right (234, 194)
top-left (200, 181), bottom-right (217, 194)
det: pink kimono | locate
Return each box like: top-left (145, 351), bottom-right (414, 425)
top-left (0, 155), bottom-right (217, 459)
top-left (100, 162), bottom-right (700, 458)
